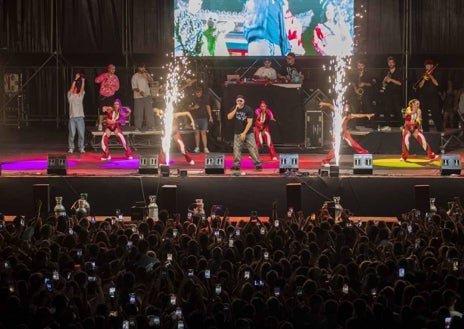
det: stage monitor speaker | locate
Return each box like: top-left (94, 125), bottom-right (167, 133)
top-left (160, 165), bottom-right (170, 177)
top-left (205, 153), bottom-right (225, 174)
top-left (319, 165), bottom-right (339, 177)
top-left (441, 154), bottom-right (461, 176)
top-left (47, 154), bottom-right (67, 175)
top-left (286, 183), bottom-right (302, 212)
top-left (279, 154), bottom-right (299, 174)
top-left (139, 154), bottom-right (159, 174)
top-left (160, 184), bottom-right (177, 215)
top-left (414, 184), bottom-right (430, 215)
top-left (353, 154), bottom-right (373, 174)
top-left (33, 184), bottom-right (50, 218)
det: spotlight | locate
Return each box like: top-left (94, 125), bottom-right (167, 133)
top-left (47, 154), bottom-right (67, 175)
top-left (441, 154), bottom-right (462, 176)
top-left (205, 153), bottom-right (225, 174)
top-left (279, 154), bottom-right (299, 174)
top-left (353, 154), bottom-right (373, 174)
top-left (138, 154), bottom-right (159, 174)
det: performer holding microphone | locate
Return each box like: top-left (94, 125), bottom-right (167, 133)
top-left (131, 63), bottom-right (155, 131)
top-left (227, 95), bottom-right (262, 171)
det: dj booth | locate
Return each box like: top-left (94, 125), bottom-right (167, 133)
top-left (221, 81), bottom-right (307, 145)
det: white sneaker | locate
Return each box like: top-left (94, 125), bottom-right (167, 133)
top-left (400, 157), bottom-right (405, 161)
top-left (98, 124), bottom-right (103, 131)
top-left (272, 157), bottom-right (278, 161)
top-left (204, 148), bottom-right (210, 154)
top-left (68, 149), bottom-right (74, 154)
top-left (101, 155), bottom-right (111, 161)
top-left (127, 156), bottom-right (133, 160)
top-left (79, 149), bottom-right (85, 154)
top-left (322, 163), bottom-right (330, 167)
top-left (193, 147), bottom-right (200, 153)
top-left (189, 160), bottom-right (195, 165)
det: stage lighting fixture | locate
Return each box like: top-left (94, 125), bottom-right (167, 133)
top-left (160, 164), bottom-right (170, 177)
top-left (138, 154), bottom-right (159, 174)
top-left (47, 154), bottom-right (67, 175)
top-left (279, 154), bottom-right (299, 174)
top-left (353, 154), bottom-right (373, 175)
top-left (205, 153), bottom-right (225, 174)
top-left (441, 154), bottom-right (462, 176)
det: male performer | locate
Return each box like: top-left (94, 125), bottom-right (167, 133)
top-left (95, 64), bottom-right (119, 131)
top-left (227, 94), bottom-right (262, 171)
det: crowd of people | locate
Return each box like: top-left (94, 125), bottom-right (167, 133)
top-left (0, 197), bottom-right (464, 329)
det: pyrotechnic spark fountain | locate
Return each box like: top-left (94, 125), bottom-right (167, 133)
top-left (326, 56), bottom-right (351, 165)
top-left (161, 55), bottom-right (193, 164)
top-left (323, 0), bottom-right (357, 166)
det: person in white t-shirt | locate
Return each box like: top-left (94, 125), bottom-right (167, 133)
top-left (67, 73), bottom-right (86, 154)
top-left (131, 63), bottom-right (154, 131)
top-left (253, 58), bottom-right (277, 81)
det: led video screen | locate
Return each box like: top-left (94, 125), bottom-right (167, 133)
top-left (174, 0), bottom-right (354, 57)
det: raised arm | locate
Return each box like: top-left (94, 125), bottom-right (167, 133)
top-left (174, 111), bottom-right (195, 129)
top-left (319, 101), bottom-right (334, 110)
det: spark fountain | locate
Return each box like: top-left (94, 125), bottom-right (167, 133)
top-left (324, 1), bottom-right (358, 166)
top-left (326, 56), bottom-right (351, 166)
top-left (161, 56), bottom-right (193, 164)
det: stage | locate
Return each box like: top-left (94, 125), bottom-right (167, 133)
top-left (0, 126), bottom-right (463, 220)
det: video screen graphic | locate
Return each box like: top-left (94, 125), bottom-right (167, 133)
top-left (174, 0), bottom-right (354, 57)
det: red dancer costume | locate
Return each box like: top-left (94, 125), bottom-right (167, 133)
top-left (155, 109), bottom-right (195, 165)
top-left (254, 101), bottom-right (278, 160)
top-left (101, 99), bottom-right (133, 160)
top-left (320, 102), bottom-right (374, 165)
top-left (401, 99), bottom-right (438, 161)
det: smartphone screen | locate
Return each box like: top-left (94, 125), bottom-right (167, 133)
top-left (399, 268), bottom-right (405, 278)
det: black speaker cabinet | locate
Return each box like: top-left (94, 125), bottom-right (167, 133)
top-left (159, 184), bottom-right (177, 216)
top-left (414, 184), bottom-right (430, 215)
top-left (33, 184), bottom-right (50, 218)
top-left (286, 183), bottom-right (302, 212)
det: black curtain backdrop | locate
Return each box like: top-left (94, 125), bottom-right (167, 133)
top-left (1, 0), bottom-right (464, 126)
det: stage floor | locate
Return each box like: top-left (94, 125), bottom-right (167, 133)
top-left (0, 126), bottom-right (463, 219)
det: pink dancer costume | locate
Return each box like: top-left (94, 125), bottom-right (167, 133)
top-left (101, 103), bottom-right (132, 160)
top-left (158, 118), bottom-right (193, 165)
top-left (254, 101), bottom-right (278, 160)
top-left (401, 100), bottom-right (437, 161)
top-left (322, 114), bottom-right (369, 165)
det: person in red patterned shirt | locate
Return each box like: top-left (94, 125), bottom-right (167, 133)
top-left (95, 64), bottom-right (120, 131)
